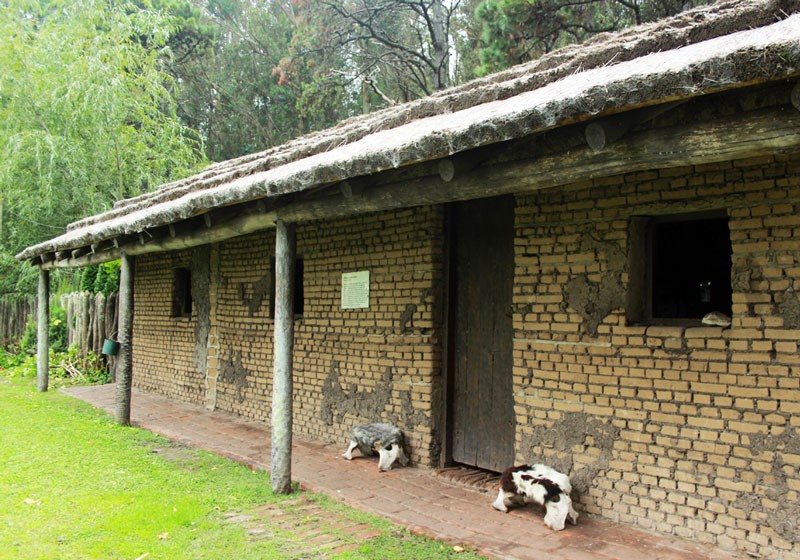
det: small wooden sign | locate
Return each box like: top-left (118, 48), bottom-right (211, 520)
top-left (341, 270), bottom-right (370, 309)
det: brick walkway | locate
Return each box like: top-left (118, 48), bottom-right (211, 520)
top-left (64, 384), bottom-right (739, 560)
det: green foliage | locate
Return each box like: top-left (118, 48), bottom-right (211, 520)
top-left (20, 315), bottom-right (36, 353)
top-left (53, 344), bottom-right (110, 385)
top-left (471, 0), bottom-right (712, 77)
top-left (93, 262), bottom-right (109, 294)
top-left (0, 0), bottom-right (206, 294)
top-left (80, 265), bottom-right (99, 292)
top-left (20, 305), bottom-right (67, 353)
top-left (78, 261), bottom-right (119, 295)
top-left (101, 260), bottom-right (120, 295)
top-left (0, 344), bottom-right (28, 370)
top-left (0, 250), bottom-right (37, 295)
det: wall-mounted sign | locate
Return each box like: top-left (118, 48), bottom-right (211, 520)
top-left (341, 270), bottom-right (370, 309)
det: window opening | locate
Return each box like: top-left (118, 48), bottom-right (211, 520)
top-left (629, 210), bottom-right (732, 324)
top-left (270, 258), bottom-right (304, 318)
top-left (171, 267), bottom-right (192, 318)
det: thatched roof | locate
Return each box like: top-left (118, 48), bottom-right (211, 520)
top-left (17, 0), bottom-right (800, 264)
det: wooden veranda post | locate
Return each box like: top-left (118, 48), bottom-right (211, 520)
top-left (115, 254), bottom-right (134, 426)
top-left (272, 220), bottom-right (295, 494)
top-left (36, 268), bottom-right (49, 392)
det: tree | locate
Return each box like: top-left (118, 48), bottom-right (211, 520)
top-left (469, 0), bottom-right (711, 76)
top-left (312, 0), bottom-right (459, 102)
top-left (0, 0), bottom-right (206, 291)
top-left (166, 0), bottom-right (358, 161)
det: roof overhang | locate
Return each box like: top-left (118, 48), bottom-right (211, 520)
top-left (16, 4), bottom-right (800, 269)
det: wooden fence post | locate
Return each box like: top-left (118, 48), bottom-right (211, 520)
top-left (271, 220), bottom-right (295, 494)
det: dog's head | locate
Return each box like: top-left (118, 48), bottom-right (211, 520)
top-left (376, 441), bottom-right (401, 471)
top-left (543, 491), bottom-right (573, 531)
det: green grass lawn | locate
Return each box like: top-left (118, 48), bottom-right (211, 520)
top-left (0, 375), bottom-right (477, 559)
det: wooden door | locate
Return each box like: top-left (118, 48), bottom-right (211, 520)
top-left (450, 195), bottom-right (515, 472)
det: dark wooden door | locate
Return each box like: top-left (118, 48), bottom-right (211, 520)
top-left (450, 195), bottom-right (515, 472)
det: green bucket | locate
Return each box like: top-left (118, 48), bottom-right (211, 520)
top-left (101, 339), bottom-right (120, 356)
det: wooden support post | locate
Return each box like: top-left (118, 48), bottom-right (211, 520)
top-left (36, 268), bottom-right (49, 392)
top-left (115, 253), bottom-right (134, 426)
top-left (271, 219), bottom-right (295, 494)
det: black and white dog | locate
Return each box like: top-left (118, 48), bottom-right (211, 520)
top-left (491, 464), bottom-right (579, 531)
top-left (342, 423), bottom-right (409, 472)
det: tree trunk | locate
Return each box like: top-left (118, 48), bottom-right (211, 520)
top-left (36, 269), bottom-right (50, 392)
top-left (115, 255), bottom-right (134, 426)
top-left (271, 220), bottom-right (296, 494)
top-left (431, 0), bottom-right (449, 91)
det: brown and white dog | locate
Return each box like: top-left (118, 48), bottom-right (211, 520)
top-left (491, 464), bottom-right (579, 531)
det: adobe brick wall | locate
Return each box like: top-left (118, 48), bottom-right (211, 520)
top-left (130, 149), bottom-right (799, 559)
top-left (132, 250), bottom-right (205, 405)
top-left (294, 207), bottom-right (444, 465)
top-left (132, 206), bottom-right (445, 466)
top-left (513, 151), bottom-right (800, 559)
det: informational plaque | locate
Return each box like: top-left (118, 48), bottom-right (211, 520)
top-left (341, 270), bottom-right (370, 309)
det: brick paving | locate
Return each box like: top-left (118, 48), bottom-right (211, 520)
top-left (64, 384), bottom-right (741, 560)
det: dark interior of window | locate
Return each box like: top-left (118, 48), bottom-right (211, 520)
top-left (651, 215), bottom-right (732, 320)
top-left (270, 258), bottom-right (304, 318)
top-left (171, 267), bottom-right (192, 318)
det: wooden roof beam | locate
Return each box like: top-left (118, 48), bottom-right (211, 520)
top-left (585, 100), bottom-right (685, 152)
top-left (71, 246), bottom-right (92, 260)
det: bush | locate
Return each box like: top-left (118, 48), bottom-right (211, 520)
top-left (0, 345), bottom-right (27, 370)
top-left (20, 306), bottom-right (69, 354)
top-left (53, 344), bottom-right (110, 385)
top-left (93, 264), bottom-right (109, 294)
top-left (80, 265), bottom-right (99, 292)
top-left (0, 345), bottom-right (110, 386)
top-left (0, 347), bottom-right (36, 378)
top-left (100, 261), bottom-right (120, 296)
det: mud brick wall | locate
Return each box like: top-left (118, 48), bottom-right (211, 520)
top-left (512, 151), bottom-right (800, 560)
top-left (132, 249), bottom-right (205, 404)
top-left (211, 231), bottom-right (275, 420)
top-left (294, 206), bottom-right (444, 465)
top-left (131, 206), bottom-right (445, 466)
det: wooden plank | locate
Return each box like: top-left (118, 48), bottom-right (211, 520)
top-left (451, 196), bottom-right (515, 471)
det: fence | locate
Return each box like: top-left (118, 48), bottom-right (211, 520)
top-left (0, 296), bottom-right (36, 346)
top-left (61, 292), bottom-right (119, 358)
